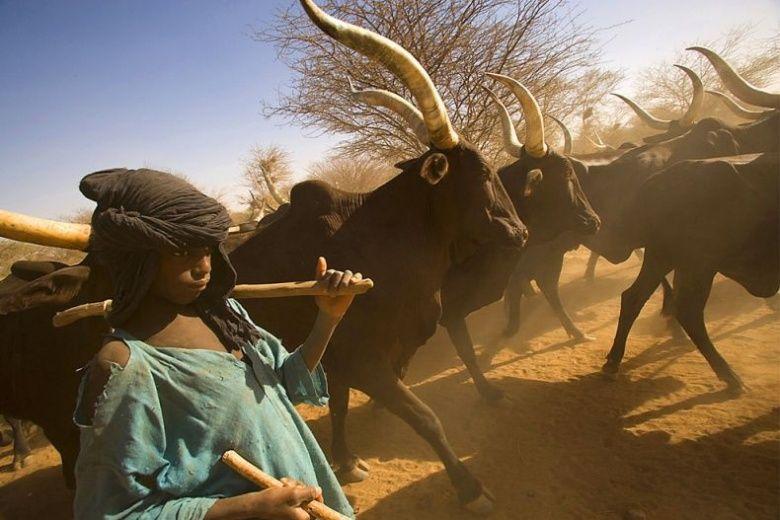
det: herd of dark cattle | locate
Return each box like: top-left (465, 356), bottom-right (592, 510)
top-left (0, 0), bottom-right (777, 514)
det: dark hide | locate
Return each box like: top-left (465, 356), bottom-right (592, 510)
top-left (499, 148), bottom-right (600, 246)
top-left (437, 146), bottom-right (600, 400)
top-left (229, 141), bottom-right (525, 505)
top-left (0, 257), bottom-right (112, 487)
top-left (603, 153), bottom-right (779, 390)
top-left (500, 114), bottom-right (777, 341)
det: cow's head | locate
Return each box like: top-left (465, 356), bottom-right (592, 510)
top-left (483, 76), bottom-right (600, 246)
top-left (391, 140), bottom-right (526, 262)
top-left (308, 0), bottom-right (526, 263)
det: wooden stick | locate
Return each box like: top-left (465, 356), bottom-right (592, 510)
top-left (221, 450), bottom-right (350, 520)
top-left (232, 279), bottom-right (372, 298)
top-left (51, 278), bottom-right (374, 327)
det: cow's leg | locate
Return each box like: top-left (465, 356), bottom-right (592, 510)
top-left (0, 419), bottom-right (10, 447)
top-left (502, 267), bottom-right (528, 338)
top-left (521, 279), bottom-right (537, 297)
top-left (660, 271), bottom-right (686, 339)
top-left (603, 251), bottom-right (670, 376)
top-left (328, 375), bottom-right (369, 484)
top-left (365, 371), bottom-right (494, 514)
top-left (674, 269), bottom-right (744, 392)
top-left (660, 275), bottom-right (675, 316)
top-left (445, 319), bottom-right (503, 401)
top-left (584, 251), bottom-right (599, 281)
top-left (37, 424), bottom-right (78, 488)
top-left (6, 417), bottom-right (31, 470)
top-left (537, 250), bottom-right (594, 342)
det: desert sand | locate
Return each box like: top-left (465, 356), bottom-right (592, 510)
top-left (1, 248), bottom-right (778, 519)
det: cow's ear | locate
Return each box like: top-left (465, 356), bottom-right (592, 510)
top-left (706, 129), bottom-right (740, 156)
top-left (524, 168), bottom-right (543, 197)
top-left (419, 153), bottom-right (449, 185)
top-left (0, 265), bottom-right (92, 315)
top-left (394, 158), bottom-right (418, 171)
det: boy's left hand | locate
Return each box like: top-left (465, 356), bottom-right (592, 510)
top-left (314, 256), bottom-right (362, 319)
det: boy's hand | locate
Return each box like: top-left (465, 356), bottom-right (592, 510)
top-left (246, 484), bottom-right (322, 520)
top-left (314, 257), bottom-right (362, 319)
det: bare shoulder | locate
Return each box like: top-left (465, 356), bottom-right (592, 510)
top-left (95, 338), bottom-right (131, 370)
top-left (79, 339), bottom-right (130, 423)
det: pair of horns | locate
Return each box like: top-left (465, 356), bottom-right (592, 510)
top-left (706, 90), bottom-right (775, 120)
top-left (355, 67), bottom-right (553, 159)
top-left (346, 77), bottom-right (430, 145)
top-left (688, 46), bottom-right (780, 109)
top-left (482, 73), bottom-right (548, 158)
top-left (300, 0), bottom-right (458, 150)
top-left (612, 64), bottom-right (704, 130)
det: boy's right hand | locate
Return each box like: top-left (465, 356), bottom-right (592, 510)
top-left (247, 483), bottom-right (322, 520)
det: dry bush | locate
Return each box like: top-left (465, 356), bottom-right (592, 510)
top-left (257, 0), bottom-right (620, 164)
top-left (307, 154), bottom-right (397, 193)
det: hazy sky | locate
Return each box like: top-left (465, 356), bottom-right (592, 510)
top-left (1, 0), bottom-right (777, 218)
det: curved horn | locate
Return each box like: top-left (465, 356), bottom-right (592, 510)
top-left (0, 209), bottom-right (90, 250)
top-left (546, 114), bottom-right (573, 155)
top-left (585, 133), bottom-right (609, 151)
top-left (674, 64), bottom-right (704, 128)
top-left (486, 73), bottom-right (547, 158)
top-left (706, 90), bottom-right (773, 120)
top-left (611, 93), bottom-right (672, 130)
top-left (687, 46), bottom-right (780, 109)
top-left (347, 77), bottom-right (430, 144)
top-left (481, 86), bottom-right (522, 158)
top-left (300, 0), bottom-right (458, 149)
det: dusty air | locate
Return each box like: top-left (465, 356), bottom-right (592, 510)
top-left (0, 0), bottom-right (778, 519)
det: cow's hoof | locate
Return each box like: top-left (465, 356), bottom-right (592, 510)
top-left (11, 458), bottom-right (27, 471)
top-left (478, 384), bottom-right (505, 403)
top-left (464, 491), bottom-right (495, 516)
top-left (724, 378), bottom-right (746, 397)
top-left (572, 333), bottom-right (596, 343)
top-left (601, 361), bottom-right (619, 381)
top-left (335, 459), bottom-right (370, 484)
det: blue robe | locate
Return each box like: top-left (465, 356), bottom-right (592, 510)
top-left (73, 299), bottom-right (354, 519)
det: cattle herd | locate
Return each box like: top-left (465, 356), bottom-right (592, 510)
top-left (0, 0), bottom-right (777, 515)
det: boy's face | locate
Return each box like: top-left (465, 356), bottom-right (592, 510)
top-left (150, 246), bottom-right (212, 305)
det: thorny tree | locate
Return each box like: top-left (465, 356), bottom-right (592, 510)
top-left (257, 0), bottom-right (620, 163)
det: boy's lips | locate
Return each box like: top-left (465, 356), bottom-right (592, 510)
top-left (190, 279), bottom-right (210, 290)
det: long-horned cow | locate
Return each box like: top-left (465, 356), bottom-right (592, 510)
top-left (346, 76), bottom-right (600, 401)
top-left (601, 152), bottom-right (778, 391)
top-left (227, 0), bottom-right (530, 512)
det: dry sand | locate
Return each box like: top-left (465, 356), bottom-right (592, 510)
top-left (1, 248), bottom-right (778, 519)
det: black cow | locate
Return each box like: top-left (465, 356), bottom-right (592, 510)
top-left (601, 153), bottom-right (778, 391)
top-left (229, 0), bottom-right (530, 513)
top-left (0, 259), bottom-right (112, 487)
top-left (497, 99), bottom-right (778, 342)
top-left (347, 80), bottom-right (601, 402)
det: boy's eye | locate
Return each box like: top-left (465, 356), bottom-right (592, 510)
top-left (170, 247), bottom-right (210, 258)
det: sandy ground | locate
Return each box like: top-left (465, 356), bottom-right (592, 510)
top-left (1, 248), bottom-right (778, 519)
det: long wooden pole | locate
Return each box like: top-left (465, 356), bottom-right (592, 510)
top-left (221, 450), bottom-right (350, 520)
top-left (51, 278), bottom-right (374, 327)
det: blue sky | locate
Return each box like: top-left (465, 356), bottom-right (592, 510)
top-left (1, 0), bottom-right (777, 218)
